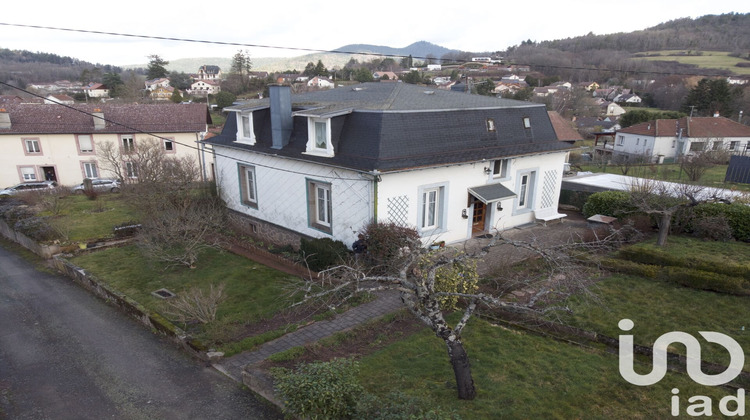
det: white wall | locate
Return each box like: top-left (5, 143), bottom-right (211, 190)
top-left (377, 152), bottom-right (567, 244)
top-left (213, 146), bottom-right (374, 248)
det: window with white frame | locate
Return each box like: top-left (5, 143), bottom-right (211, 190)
top-left (417, 183), bottom-right (447, 234)
top-left (236, 112), bottom-right (255, 144)
top-left (121, 135), bottom-right (135, 152)
top-left (421, 188), bottom-right (440, 230)
top-left (516, 172), bottom-right (536, 211)
top-left (486, 118), bottom-right (496, 132)
top-left (125, 162), bottom-right (138, 178)
top-left (20, 166), bottom-right (37, 181)
top-left (239, 164), bottom-right (258, 208)
top-left (24, 138), bottom-right (41, 154)
top-left (83, 162), bottom-right (98, 179)
top-left (522, 117), bottom-right (531, 129)
top-left (617, 135), bottom-right (624, 146)
top-left (730, 141), bottom-right (739, 150)
top-left (493, 159), bottom-right (509, 178)
top-left (307, 180), bottom-right (332, 233)
top-left (305, 118), bottom-right (334, 157)
top-left (77, 134), bottom-right (94, 154)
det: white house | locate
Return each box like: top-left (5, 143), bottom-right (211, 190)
top-left (83, 83), bottom-right (109, 98)
top-left (145, 78), bottom-right (171, 91)
top-left (204, 83), bottom-right (573, 249)
top-left (0, 103), bottom-right (212, 187)
top-left (307, 76), bottom-right (334, 89)
top-left (188, 80), bottom-right (221, 95)
top-left (197, 65), bottom-right (221, 81)
top-left (612, 116), bottom-right (750, 162)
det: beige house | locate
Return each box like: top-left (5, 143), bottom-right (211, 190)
top-left (0, 103), bottom-right (212, 187)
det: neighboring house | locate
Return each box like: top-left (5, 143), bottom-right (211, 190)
top-left (197, 65), bottom-right (222, 81)
top-left (610, 116), bottom-right (750, 162)
top-left (84, 83), bottom-right (109, 98)
top-left (150, 86), bottom-right (176, 101)
top-left (548, 111), bottom-right (583, 142)
top-left (604, 102), bottom-right (626, 117)
top-left (579, 81), bottom-right (600, 91)
top-left (45, 94), bottom-right (75, 105)
top-left (427, 64), bottom-right (441, 71)
top-left (188, 80), bottom-right (221, 95)
top-left (373, 71), bottom-right (399, 81)
top-left (307, 76), bottom-right (334, 88)
top-left (0, 103), bottom-right (212, 187)
top-left (614, 93), bottom-right (642, 104)
top-left (145, 78), bottom-right (171, 91)
top-left (203, 83), bottom-right (573, 249)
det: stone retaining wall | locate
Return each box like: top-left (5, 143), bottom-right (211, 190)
top-left (0, 218), bottom-right (60, 258)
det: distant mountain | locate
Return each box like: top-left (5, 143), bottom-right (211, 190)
top-left (152, 41), bottom-right (461, 74)
top-left (331, 41), bottom-right (458, 58)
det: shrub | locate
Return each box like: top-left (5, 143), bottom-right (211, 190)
top-left (660, 266), bottom-right (750, 295)
top-left (582, 190), bottom-right (633, 218)
top-left (361, 221), bottom-right (421, 270)
top-left (162, 283), bottom-right (226, 325)
top-left (600, 258), bottom-right (659, 278)
top-left (299, 237), bottom-right (351, 272)
top-left (693, 203), bottom-right (750, 242)
top-left (272, 358), bottom-right (363, 419)
top-left (14, 216), bottom-right (59, 242)
top-left (691, 215), bottom-right (734, 242)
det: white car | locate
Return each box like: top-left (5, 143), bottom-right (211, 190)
top-left (0, 181), bottom-right (58, 197)
top-left (71, 178), bottom-right (122, 194)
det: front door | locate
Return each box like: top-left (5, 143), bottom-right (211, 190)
top-left (472, 201), bottom-right (486, 235)
top-left (41, 166), bottom-right (57, 182)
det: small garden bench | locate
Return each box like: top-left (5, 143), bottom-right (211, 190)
top-left (534, 208), bottom-right (567, 226)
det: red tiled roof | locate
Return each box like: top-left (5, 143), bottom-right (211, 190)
top-left (0, 103), bottom-right (211, 134)
top-left (548, 111), bottom-right (583, 141)
top-left (619, 117), bottom-right (750, 138)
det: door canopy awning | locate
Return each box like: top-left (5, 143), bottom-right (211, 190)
top-left (468, 183), bottom-right (517, 204)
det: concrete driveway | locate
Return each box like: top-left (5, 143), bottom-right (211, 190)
top-left (0, 243), bottom-right (282, 420)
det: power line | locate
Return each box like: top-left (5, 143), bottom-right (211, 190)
top-left (0, 21), bottom-right (736, 78)
top-left (0, 80), bottom-right (370, 182)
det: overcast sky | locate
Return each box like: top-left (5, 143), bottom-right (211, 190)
top-left (1, 1), bottom-right (748, 67)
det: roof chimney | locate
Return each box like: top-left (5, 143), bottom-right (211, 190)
top-left (0, 108), bottom-right (10, 129)
top-left (269, 85), bottom-right (292, 150)
top-left (93, 108), bottom-right (106, 130)
top-left (713, 110), bottom-right (720, 118)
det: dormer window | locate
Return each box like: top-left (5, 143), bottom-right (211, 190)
top-left (236, 112), bottom-right (255, 145)
top-left (305, 117), bottom-right (334, 157)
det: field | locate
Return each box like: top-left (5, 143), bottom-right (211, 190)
top-left (635, 50), bottom-right (750, 75)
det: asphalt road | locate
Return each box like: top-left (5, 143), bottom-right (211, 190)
top-left (0, 243), bottom-right (282, 420)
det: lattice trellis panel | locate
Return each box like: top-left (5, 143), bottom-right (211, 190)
top-left (387, 195), bottom-right (409, 225)
top-left (540, 170), bottom-right (559, 209)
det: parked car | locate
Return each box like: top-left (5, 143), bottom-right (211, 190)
top-left (0, 181), bottom-right (58, 197)
top-left (71, 178), bottom-right (122, 194)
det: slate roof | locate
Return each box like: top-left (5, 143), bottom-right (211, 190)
top-left (618, 117), bottom-right (750, 138)
top-left (207, 82), bottom-right (574, 173)
top-left (0, 103), bottom-right (211, 135)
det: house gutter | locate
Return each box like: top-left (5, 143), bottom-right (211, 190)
top-left (371, 170), bottom-right (381, 222)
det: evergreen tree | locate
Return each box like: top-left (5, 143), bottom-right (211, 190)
top-left (314, 60), bottom-right (329, 77)
top-left (681, 78), bottom-right (741, 117)
top-left (146, 55), bottom-right (169, 80)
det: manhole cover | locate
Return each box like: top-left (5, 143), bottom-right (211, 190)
top-left (151, 288), bottom-right (176, 299)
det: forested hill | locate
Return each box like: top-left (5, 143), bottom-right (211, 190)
top-left (538, 12), bottom-right (750, 53)
top-left (0, 47), bottom-right (124, 88)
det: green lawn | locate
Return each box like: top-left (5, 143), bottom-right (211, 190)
top-left (40, 194), bottom-right (139, 242)
top-left (578, 163), bottom-right (750, 193)
top-left (357, 317), bottom-right (732, 419)
top-left (635, 50), bottom-right (750, 75)
top-left (70, 244), bottom-right (302, 350)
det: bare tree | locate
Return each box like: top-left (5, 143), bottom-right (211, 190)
top-left (98, 136), bottom-right (223, 268)
top-left (289, 223), bottom-right (631, 400)
top-left (628, 178), bottom-right (729, 246)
